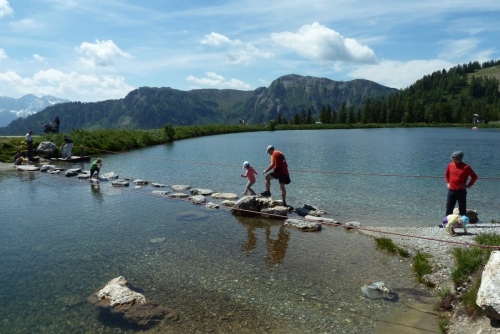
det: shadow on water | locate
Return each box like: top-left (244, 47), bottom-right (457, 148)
top-left (97, 309), bottom-right (147, 331)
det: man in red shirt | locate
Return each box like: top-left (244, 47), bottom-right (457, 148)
top-left (261, 145), bottom-right (291, 207)
top-left (445, 151), bottom-right (478, 216)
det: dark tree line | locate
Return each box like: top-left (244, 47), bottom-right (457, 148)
top-left (277, 60), bottom-right (500, 125)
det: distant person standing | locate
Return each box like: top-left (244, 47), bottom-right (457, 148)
top-left (61, 136), bottom-right (74, 159)
top-left (261, 145), bottom-right (291, 207)
top-left (54, 116), bottom-right (60, 132)
top-left (25, 130), bottom-right (33, 160)
top-left (445, 151), bottom-right (478, 216)
top-left (241, 161), bottom-right (258, 195)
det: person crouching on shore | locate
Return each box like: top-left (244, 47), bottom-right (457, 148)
top-left (443, 214), bottom-right (469, 236)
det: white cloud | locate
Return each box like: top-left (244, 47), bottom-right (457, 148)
top-left (200, 32), bottom-right (236, 46)
top-left (186, 72), bottom-right (252, 90)
top-left (200, 32), bottom-right (273, 65)
top-left (437, 38), bottom-right (497, 64)
top-left (32, 54), bottom-right (45, 62)
top-left (9, 18), bottom-right (41, 32)
top-left (0, 48), bottom-right (7, 60)
top-left (0, 0), bottom-right (13, 18)
top-left (348, 59), bottom-right (453, 89)
top-left (76, 39), bottom-right (132, 68)
top-left (271, 22), bottom-right (377, 64)
top-left (438, 38), bottom-right (480, 61)
top-left (0, 69), bottom-right (134, 101)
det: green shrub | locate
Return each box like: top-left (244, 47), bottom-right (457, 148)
top-left (412, 251), bottom-right (433, 285)
top-left (374, 237), bottom-right (410, 257)
top-left (375, 237), bottom-right (398, 253)
top-left (451, 247), bottom-right (487, 286)
top-left (474, 232), bottom-right (500, 247)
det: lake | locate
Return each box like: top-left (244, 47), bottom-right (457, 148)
top-left (1, 127), bottom-right (499, 333)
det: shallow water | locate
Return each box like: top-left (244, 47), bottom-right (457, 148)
top-left (1, 127), bottom-right (499, 333)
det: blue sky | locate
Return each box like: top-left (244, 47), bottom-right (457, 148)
top-left (0, 0), bottom-right (499, 102)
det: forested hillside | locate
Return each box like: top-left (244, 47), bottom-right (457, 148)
top-left (359, 60), bottom-right (500, 124)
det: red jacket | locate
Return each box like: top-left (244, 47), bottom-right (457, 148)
top-left (445, 161), bottom-right (478, 190)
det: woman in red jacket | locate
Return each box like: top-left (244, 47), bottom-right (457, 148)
top-left (445, 151), bottom-right (478, 216)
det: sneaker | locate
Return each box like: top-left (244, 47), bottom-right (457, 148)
top-left (260, 191), bottom-right (271, 196)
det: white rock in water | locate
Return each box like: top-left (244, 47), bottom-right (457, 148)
top-left (152, 190), bottom-right (169, 196)
top-left (97, 276), bottom-right (147, 306)
top-left (361, 281), bottom-right (395, 300)
top-left (212, 192), bottom-right (238, 200)
top-left (171, 185), bottom-right (191, 191)
top-left (189, 195), bottom-right (206, 204)
top-left (206, 202), bottom-right (219, 209)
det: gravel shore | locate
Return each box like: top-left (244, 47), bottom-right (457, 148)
top-left (360, 223), bottom-right (500, 334)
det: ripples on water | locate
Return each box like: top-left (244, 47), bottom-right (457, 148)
top-left (1, 128), bottom-right (499, 333)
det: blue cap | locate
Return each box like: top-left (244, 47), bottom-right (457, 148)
top-left (461, 216), bottom-right (469, 227)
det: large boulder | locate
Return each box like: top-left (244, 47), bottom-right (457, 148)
top-left (477, 251), bottom-right (500, 320)
top-left (232, 196), bottom-right (289, 217)
top-left (87, 276), bottom-right (178, 328)
top-left (36, 141), bottom-right (58, 155)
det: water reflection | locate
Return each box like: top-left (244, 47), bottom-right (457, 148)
top-left (234, 215), bottom-right (290, 266)
top-left (90, 183), bottom-right (103, 201)
top-left (18, 170), bottom-right (36, 181)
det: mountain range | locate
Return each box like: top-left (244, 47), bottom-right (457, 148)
top-left (0, 94), bottom-right (69, 128)
top-left (0, 74), bottom-right (398, 135)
